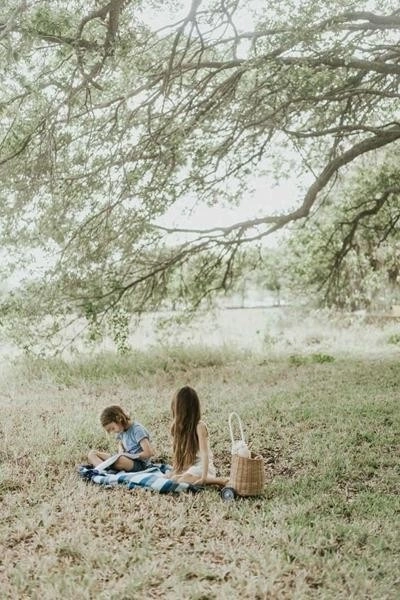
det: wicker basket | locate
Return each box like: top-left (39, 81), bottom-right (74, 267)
top-left (228, 412), bottom-right (265, 496)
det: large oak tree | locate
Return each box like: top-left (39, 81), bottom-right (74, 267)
top-left (0, 0), bottom-right (399, 346)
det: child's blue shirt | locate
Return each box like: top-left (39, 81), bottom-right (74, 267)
top-left (117, 422), bottom-right (151, 464)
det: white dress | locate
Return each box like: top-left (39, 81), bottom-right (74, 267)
top-left (183, 423), bottom-right (216, 478)
top-left (184, 454), bottom-right (217, 478)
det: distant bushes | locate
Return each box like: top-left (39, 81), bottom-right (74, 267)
top-left (387, 333), bottom-right (400, 345)
top-left (289, 353), bottom-right (335, 366)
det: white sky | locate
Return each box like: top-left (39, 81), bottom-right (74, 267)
top-left (156, 177), bottom-right (303, 232)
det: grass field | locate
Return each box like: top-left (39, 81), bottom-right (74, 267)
top-left (0, 338), bottom-right (399, 599)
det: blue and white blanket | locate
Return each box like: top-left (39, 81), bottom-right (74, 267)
top-left (78, 463), bottom-right (200, 494)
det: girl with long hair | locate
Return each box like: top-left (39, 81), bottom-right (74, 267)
top-left (169, 386), bottom-right (228, 487)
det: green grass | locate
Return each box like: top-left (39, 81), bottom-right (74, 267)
top-left (0, 349), bottom-right (399, 599)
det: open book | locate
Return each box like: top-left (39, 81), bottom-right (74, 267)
top-left (95, 452), bottom-right (141, 471)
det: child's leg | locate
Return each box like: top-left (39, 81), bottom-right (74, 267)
top-left (87, 452), bottom-right (145, 472)
top-left (174, 473), bottom-right (229, 487)
top-left (205, 475), bottom-right (230, 488)
top-left (112, 456), bottom-right (136, 471)
top-left (87, 450), bottom-right (110, 466)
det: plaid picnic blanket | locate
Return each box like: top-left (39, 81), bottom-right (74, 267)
top-left (78, 463), bottom-right (200, 494)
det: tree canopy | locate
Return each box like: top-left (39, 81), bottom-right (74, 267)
top-left (1, 0), bottom-right (400, 343)
top-left (285, 146), bottom-right (400, 309)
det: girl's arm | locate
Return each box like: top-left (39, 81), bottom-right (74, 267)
top-left (136, 437), bottom-right (155, 460)
top-left (196, 421), bottom-right (210, 484)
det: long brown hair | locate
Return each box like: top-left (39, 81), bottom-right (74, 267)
top-left (171, 386), bottom-right (201, 472)
top-left (100, 405), bottom-right (131, 430)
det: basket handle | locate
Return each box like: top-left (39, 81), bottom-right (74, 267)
top-left (229, 412), bottom-right (245, 445)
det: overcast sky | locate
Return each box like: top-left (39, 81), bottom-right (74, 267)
top-left (156, 176), bottom-right (305, 232)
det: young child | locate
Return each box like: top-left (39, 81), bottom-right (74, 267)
top-left (168, 386), bottom-right (228, 487)
top-left (88, 405), bottom-right (155, 472)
